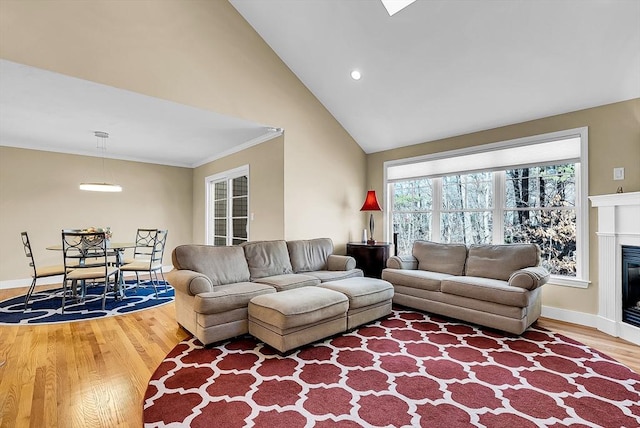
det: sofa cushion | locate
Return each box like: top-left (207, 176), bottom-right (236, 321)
top-left (393, 284), bottom-right (529, 320)
top-left (287, 238), bottom-right (333, 272)
top-left (172, 245), bottom-right (250, 286)
top-left (465, 244), bottom-right (540, 281)
top-left (413, 240), bottom-right (467, 275)
top-left (242, 240), bottom-right (294, 280)
top-left (441, 276), bottom-right (530, 307)
top-left (305, 269), bottom-right (363, 283)
top-left (382, 268), bottom-right (451, 292)
top-left (254, 273), bottom-right (320, 291)
top-left (194, 282), bottom-right (276, 315)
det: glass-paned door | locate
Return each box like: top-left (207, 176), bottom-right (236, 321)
top-left (207, 166), bottom-right (249, 246)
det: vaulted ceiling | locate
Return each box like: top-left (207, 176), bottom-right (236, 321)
top-left (1, 1), bottom-right (638, 165)
top-left (230, 0), bottom-right (640, 153)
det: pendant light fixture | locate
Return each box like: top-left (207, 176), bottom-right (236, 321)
top-left (79, 131), bottom-right (123, 192)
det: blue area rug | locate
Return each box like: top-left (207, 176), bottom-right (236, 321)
top-left (0, 280), bottom-right (174, 325)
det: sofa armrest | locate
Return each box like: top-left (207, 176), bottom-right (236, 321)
top-left (327, 254), bottom-right (356, 271)
top-left (194, 290), bottom-right (238, 315)
top-left (166, 269), bottom-right (214, 296)
top-left (508, 266), bottom-right (550, 290)
top-left (386, 255), bottom-right (418, 270)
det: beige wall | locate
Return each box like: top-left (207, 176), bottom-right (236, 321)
top-left (2, 0), bottom-right (637, 322)
top-left (367, 98), bottom-right (640, 316)
top-left (282, 107), bottom-right (368, 251)
top-left (0, 0), bottom-right (367, 279)
top-left (193, 136), bottom-right (285, 243)
top-left (0, 146), bottom-right (192, 281)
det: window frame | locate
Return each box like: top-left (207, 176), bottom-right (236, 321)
top-left (205, 164), bottom-right (250, 246)
top-left (384, 128), bottom-right (589, 288)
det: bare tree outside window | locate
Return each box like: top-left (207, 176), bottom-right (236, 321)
top-left (390, 163), bottom-right (577, 277)
top-left (441, 172), bottom-right (493, 245)
top-left (391, 178), bottom-right (432, 255)
top-left (505, 164), bottom-right (576, 276)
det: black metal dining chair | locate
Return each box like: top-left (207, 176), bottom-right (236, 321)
top-left (21, 231), bottom-right (66, 310)
top-left (61, 230), bottom-right (120, 312)
top-left (155, 229), bottom-right (169, 289)
top-left (119, 229), bottom-right (165, 297)
top-left (124, 229), bottom-right (169, 294)
top-left (123, 228), bottom-right (158, 264)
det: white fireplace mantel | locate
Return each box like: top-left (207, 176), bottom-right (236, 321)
top-left (589, 191), bottom-right (640, 345)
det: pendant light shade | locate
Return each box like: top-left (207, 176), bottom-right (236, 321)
top-left (79, 131), bottom-right (123, 192)
top-left (79, 182), bottom-right (123, 192)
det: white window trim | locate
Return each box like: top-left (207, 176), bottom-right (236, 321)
top-left (205, 164), bottom-right (250, 245)
top-left (383, 127), bottom-right (589, 288)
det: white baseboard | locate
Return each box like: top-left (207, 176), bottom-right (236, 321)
top-left (540, 305), bottom-right (599, 328)
top-left (0, 265), bottom-right (174, 291)
top-left (541, 306), bottom-right (640, 345)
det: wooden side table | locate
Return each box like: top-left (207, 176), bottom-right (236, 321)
top-left (346, 242), bottom-right (392, 279)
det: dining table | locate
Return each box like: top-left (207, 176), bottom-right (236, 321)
top-left (46, 241), bottom-right (136, 302)
top-left (46, 242), bottom-right (136, 266)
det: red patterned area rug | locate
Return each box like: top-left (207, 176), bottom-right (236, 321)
top-left (144, 309), bottom-right (640, 427)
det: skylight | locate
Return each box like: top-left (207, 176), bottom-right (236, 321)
top-left (380, 0), bottom-right (417, 16)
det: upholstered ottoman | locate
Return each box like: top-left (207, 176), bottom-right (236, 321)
top-left (248, 287), bottom-right (348, 353)
top-left (318, 277), bottom-right (394, 330)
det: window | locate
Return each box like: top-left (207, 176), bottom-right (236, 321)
top-left (392, 178), bottom-right (432, 255)
top-left (386, 128), bottom-right (588, 287)
top-left (206, 165), bottom-right (249, 246)
top-left (441, 172), bottom-right (493, 245)
top-left (504, 165), bottom-right (577, 276)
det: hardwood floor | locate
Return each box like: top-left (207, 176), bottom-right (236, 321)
top-left (535, 317), bottom-right (640, 374)
top-left (0, 285), bottom-right (189, 428)
top-left (1, 285), bottom-right (638, 427)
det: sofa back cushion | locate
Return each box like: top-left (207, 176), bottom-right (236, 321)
top-left (242, 240), bottom-right (294, 280)
top-left (172, 245), bottom-right (250, 286)
top-left (465, 243), bottom-right (540, 281)
top-left (413, 240), bottom-right (467, 275)
top-left (287, 238), bottom-right (333, 272)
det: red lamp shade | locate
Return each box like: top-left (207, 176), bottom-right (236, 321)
top-left (360, 190), bottom-right (382, 211)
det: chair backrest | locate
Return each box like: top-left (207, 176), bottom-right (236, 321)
top-left (61, 230), bottom-right (110, 273)
top-left (153, 229), bottom-right (168, 264)
top-left (133, 228), bottom-right (159, 260)
top-left (21, 231), bottom-right (37, 275)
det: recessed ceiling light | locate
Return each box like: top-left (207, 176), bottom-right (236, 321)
top-left (351, 70), bottom-right (361, 80)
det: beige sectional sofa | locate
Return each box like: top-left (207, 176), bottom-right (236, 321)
top-left (382, 240), bottom-right (550, 334)
top-left (167, 238), bottom-right (364, 345)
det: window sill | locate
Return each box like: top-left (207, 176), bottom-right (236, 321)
top-left (547, 275), bottom-right (590, 289)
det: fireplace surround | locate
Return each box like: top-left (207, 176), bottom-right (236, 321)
top-left (590, 191), bottom-right (640, 345)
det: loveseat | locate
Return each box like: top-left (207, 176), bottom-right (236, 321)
top-left (381, 240), bottom-right (550, 334)
top-left (167, 238), bottom-right (363, 345)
